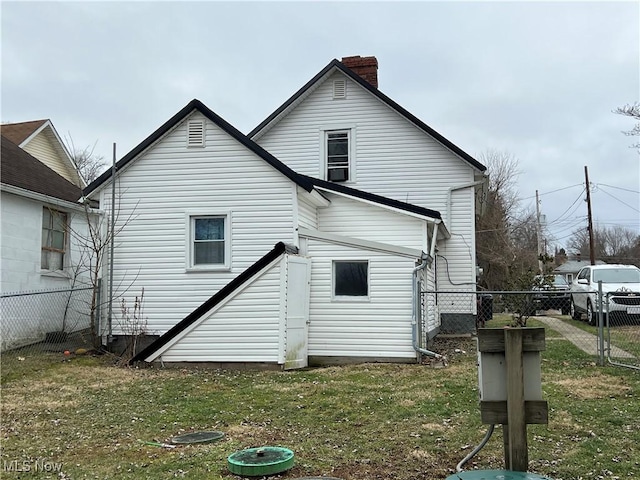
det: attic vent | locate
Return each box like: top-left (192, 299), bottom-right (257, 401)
top-left (333, 79), bottom-right (346, 99)
top-left (187, 120), bottom-right (205, 147)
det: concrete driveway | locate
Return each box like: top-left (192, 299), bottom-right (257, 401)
top-left (536, 316), bottom-right (634, 358)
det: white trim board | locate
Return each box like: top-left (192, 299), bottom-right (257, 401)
top-left (299, 228), bottom-right (423, 259)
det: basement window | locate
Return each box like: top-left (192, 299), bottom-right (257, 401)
top-left (187, 120), bottom-right (205, 147)
top-left (333, 260), bottom-right (369, 300)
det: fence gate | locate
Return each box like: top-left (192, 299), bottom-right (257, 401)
top-left (422, 289), bottom-right (640, 370)
top-left (603, 292), bottom-right (640, 370)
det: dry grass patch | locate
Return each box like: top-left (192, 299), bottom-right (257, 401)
top-left (551, 373), bottom-right (631, 399)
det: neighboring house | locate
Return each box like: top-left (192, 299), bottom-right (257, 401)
top-left (554, 259), bottom-right (606, 284)
top-left (0, 136), bottom-right (92, 350)
top-left (1, 119), bottom-right (83, 187)
top-left (84, 56), bottom-right (486, 368)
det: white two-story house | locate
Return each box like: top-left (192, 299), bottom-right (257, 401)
top-left (84, 56), bottom-right (486, 368)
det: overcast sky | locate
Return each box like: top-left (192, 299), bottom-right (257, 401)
top-left (2, 1), bottom-right (639, 252)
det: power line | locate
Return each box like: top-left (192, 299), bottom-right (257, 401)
top-left (545, 187), bottom-right (586, 226)
top-left (597, 183), bottom-right (640, 194)
top-left (596, 186), bottom-right (640, 213)
top-left (521, 183), bottom-right (583, 200)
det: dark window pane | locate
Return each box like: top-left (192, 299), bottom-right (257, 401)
top-left (52, 231), bottom-right (65, 250)
top-left (335, 261), bottom-right (368, 296)
top-left (328, 168), bottom-right (348, 182)
top-left (194, 241), bottom-right (224, 265)
top-left (328, 138), bottom-right (348, 156)
top-left (53, 213), bottom-right (67, 232)
top-left (195, 218), bottom-right (224, 240)
top-left (42, 209), bottom-right (51, 228)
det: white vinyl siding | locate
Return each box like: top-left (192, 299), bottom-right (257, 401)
top-left (297, 193), bottom-right (318, 230)
top-left (156, 256), bottom-right (284, 363)
top-left (22, 130), bottom-right (81, 186)
top-left (98, 112), bottom-right (295, 335)
top-left (306, 239), bottom-right (416, 359)
top-left (255, 70), bottom-right (477, 291)
top-left (317, 192), bottom-right (426, 252)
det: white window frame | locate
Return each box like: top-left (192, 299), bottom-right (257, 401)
top-left (40, 207), bottom-right (68, 272)
top-left (319, 125), bottom-right (356, 183)
top-left (185, 211), bottom-right (231, 272)
top-left (332, 259), bottom-right (370, 302)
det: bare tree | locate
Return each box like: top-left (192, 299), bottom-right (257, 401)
top-left (475, 150), bottom-right (544, 290)
top-left (65, 135), bottom-right (108, 184)
top-left (568, 224), bottom-right (640, 266)
top-left (614, 102), bottom-right (640, 149)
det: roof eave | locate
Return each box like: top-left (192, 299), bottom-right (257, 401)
top-left (84, 99), bottom-right (314, 197)
top-left (249, 58), bottom-right (486, 173)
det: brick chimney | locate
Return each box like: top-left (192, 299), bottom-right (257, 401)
top-left (341, 55), bottom-right (378, 88)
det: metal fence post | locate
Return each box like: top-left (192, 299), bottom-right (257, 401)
top-left (597, 280), bottom-right (604, 366)
top-left (95, 278), bottom-right (102, 348)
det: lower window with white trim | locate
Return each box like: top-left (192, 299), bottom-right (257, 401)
top-left (187, 214), bottom-right (230, 270)
top-left (333, 260), bottom-right (369, 300)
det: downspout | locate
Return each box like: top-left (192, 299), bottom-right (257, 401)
top-left (412, 224), bottom-right (445, 362)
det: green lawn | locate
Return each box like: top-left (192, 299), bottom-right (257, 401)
top-left (1, 331), bottom-right (638, 479)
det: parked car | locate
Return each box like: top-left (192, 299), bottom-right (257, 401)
top-left (569, 264), bottom-right (640, 325)
top-left (530, 274), bottom-right (571, 315)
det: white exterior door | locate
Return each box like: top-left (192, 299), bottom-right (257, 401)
top-left (284, 256), bottom-right (311, 369)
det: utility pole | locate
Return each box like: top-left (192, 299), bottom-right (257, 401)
top-left (584, 166), bottom-right (596, 265)
top-left (535, 190), bottom-right (543, 273)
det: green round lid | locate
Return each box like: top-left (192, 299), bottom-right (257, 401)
top-left (227, 446), bottom-right (294, 476)
top-left (170, 431), bottom-right (224, 444)
top-left (446, 471), bottom-right (553, 480)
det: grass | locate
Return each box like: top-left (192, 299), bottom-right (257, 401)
top-left (1, 326), bottom-right (639, 480)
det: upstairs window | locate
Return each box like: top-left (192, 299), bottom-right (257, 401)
top-left (326, 130), bottom-right (350, 182)
top-left (41, 208), bottom-right (67, 270)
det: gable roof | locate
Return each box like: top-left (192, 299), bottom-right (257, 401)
top-left (1, 136), bottom-right (82, 203)
top-left (83, 99), bottom-right (315, 197)
top-left (2, 119), bottom-right (83, 187)
top-left (301, 174), bottom-right (442, 222)
top-left (248, 59), bottom-right (486, 173)
top-left (1, 119), bottom-right (48, 145)
top-left (131, 242), bottom-right (297, 364)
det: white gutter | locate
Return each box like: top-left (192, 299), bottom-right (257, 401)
top-left (1, 183), bottom-right (92, 213)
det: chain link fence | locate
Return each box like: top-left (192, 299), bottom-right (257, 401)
top-left (1, 287), bottom-right (95, 357)
top-left (423, 290), bottom-right (640, 369)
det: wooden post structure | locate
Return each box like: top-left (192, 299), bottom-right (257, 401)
top-left (478, 328), bottom-right (548, 472)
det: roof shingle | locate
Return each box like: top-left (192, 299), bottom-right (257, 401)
top-left (1, 136), bottom-right (82, 203)
top-left (1, 120), bottom-right (48, 146)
